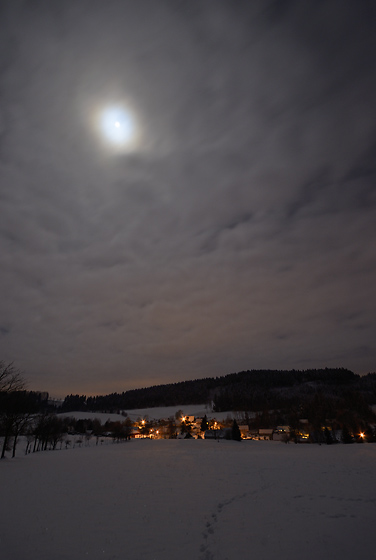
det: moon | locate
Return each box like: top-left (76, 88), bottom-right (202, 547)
top-left (98, 106), bottom-right (139, 150)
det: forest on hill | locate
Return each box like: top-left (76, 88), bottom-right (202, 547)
top-left (2, 365), bottom-right (376, 458)
top-left (61, 368), bottom-right (376, 417)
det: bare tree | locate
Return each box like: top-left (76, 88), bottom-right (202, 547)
top-left (0, 362), bottom-right (25, 393)
top-left (11, 405), bottom-right (33, 458)
top-left (31, 414), bottom-right (65, 452)
top-left (0, 362), bottom-right (28, 459)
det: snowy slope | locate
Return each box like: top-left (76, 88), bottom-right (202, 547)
top-left (58, 404), bottom-right (231, 423)
top-left (1, 439), bottom-right (375, 560)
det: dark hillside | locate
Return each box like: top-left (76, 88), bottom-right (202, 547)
top-left (61, 368), bottom-right (361, 413)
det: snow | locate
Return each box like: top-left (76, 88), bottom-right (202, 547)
top-left (58, 403), bottom-right (224, 423)
top-left (1, 438), bottom-right (375, 560)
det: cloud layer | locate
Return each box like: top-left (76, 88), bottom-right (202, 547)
top-left (0, 1), bottom-right (375, 396)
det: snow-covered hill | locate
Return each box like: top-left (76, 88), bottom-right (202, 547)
top-left (58, 403), bottom-right (234, 422)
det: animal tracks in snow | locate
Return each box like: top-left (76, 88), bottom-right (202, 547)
top-left (199, 493), bottom-right (248, 560)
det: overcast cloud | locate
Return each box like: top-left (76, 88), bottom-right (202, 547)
top-left (0, 0), bottom-right (375, 397)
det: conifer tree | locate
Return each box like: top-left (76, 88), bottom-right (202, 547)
top-left (341, 425), bottom-right (353, 444)
top-left (231, 419), bottom-right (242, 441)
top-left (200, 414), bottom-right (209, 432)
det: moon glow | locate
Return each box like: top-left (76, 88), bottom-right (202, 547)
top-left (99, 106), bottom-right (138, 149)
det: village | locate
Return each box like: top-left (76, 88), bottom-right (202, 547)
top-left (85, 411), bottom-right (361, 444)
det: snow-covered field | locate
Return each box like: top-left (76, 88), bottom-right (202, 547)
top-left (1, 438), bottom-right (375, 560)
top-left (57, 403), bottom-right (229, 423)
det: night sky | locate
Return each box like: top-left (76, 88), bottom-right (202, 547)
top-left (1, 1), bottom-right (375, 397)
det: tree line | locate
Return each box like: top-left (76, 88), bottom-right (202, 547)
top-left (61, 368), bottom-right (376, 415)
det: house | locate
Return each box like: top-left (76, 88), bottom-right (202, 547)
top-left (238, 425), bottom-right (250, 439)
top-left (129, 427), bottom-right (141, 439)
top-left (273, 426), bottom-right (290, 441)
top-left (297, 419), bottom-right (311, 442)
top-left (258, 428), bottom-right (274, 440)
